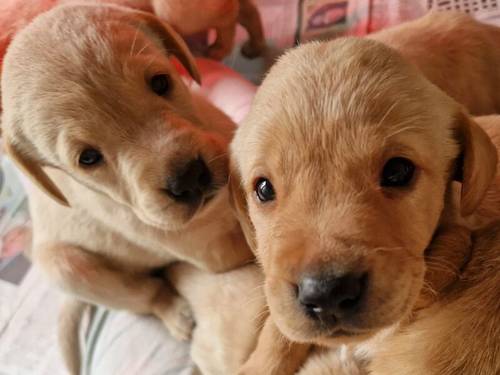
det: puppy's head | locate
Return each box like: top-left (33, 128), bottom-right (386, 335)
top-left (1, 4), bottom-right (232, 230)
top-left (230, 38), bottom-right (497, 345)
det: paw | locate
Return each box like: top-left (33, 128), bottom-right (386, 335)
top-left (156, 295), bottom-right (195, 341)
top-left (237, 366), bottom-right (255, 375)
top-left (207, 43), bottom-right (233, 60)
top-left (241, 40), bottom-right (265, 59)
top-left (238, 361), bottom-right (267, 375)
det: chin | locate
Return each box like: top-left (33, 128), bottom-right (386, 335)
top-left (316, 328), bottom-right (378, 347)
top-left (271, 292), bottom-right (414, 348)
top-left (134, 208), bottom-right (192, 231)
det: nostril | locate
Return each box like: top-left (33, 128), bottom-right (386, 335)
top-left (166, 188), bottom-right (194, 202)
top-left (335, 273), bottom-right (367, 311)
top-left (166, 158), bottom-right (212, 203)
top-left (297, 277), bottom-right (331, 318)
top-left (197, 160), bottom-right (211, 188)
top-left (297, 272), bottom-right (367, 320)
top-left (302, 302), bottom-right (325, 320)
top-left (338, 297), bottom-right (359, 310)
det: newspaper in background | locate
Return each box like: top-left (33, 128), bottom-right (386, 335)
top-left (298, 0), bottom-right (350, 41)
top-left (429, 0), bottom-right (500, 25)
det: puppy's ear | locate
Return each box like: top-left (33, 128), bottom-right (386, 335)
top-left (130, 12), bottom-right (201, 84)
top-left (228, 166), bottom-right (257, 252)
top-left (4, 141), bottom-right (70, 207)
top-left (453, 112), bottom-right (497, 216)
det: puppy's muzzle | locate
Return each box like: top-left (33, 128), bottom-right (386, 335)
top-left (297, 272), bottom-right (368, 324)
top-left (166, 158), bottom-right (212, 204)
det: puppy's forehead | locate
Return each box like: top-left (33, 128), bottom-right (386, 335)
top-left (239, 38), bottom-right (455, 177)
top-left (3, 5), bottom-right (171, 136)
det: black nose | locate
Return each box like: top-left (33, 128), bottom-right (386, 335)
top-left (166, 158), bottom-right (212, 203)
top-left (297, 273), bottom-right (367, 322)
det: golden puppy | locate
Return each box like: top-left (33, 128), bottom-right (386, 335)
top-left (298, 209), bottom-right (500, 375)
top-left (62, 0), bottom-right (266, 60)
top-left (230, 12), bottom-right (500, 375)
top-left (1, 3), bottom-right (253, 373)
top-left (152, 0), bottom-right (266, 60)
top-left (368, 11), bottom-right (500, 115)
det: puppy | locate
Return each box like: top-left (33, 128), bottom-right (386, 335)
top-left (230, 11), bottom-right (500, 374)
top-left (368, 11), bottom-right (500, 115)
top-left (0, 3), bottom-right (253, 373)
top-left (298, 207), bottom-right (500, 375)
top-left (152, 0), bottom-right (266, 60)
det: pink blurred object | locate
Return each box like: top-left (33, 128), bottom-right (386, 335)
top-left (184, 58), bottom-right (257, 124)
top-left (171, 57), bottom-right (256, 123)
top-left (0, 0), bottom-right (57, 73)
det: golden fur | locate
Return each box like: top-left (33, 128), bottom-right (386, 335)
top-left (0, 3), bottom-right (254, 373)
top-left (230, 11), bottom-right (500, 374)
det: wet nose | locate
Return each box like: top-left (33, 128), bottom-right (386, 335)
top-left (166, 158), bottom-right (212, 204)
top-left (297, 273), bottom-right (367, 322)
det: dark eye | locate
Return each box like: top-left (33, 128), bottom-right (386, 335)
top-left (150, 74), bottom-right (171, 96)
top-left (79, 148), bottom-right (103, 167)
top-left (255, 178), bottom-right (275, 202)
top-left (381, 157), bottom-right (415, 187)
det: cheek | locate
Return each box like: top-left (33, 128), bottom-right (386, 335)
top-left (411, 181), bottom-right (447, 248)
top-left (384, 178), bottom-right (447, 255)
top-left (251, 211), bottom-right (288, 276)
top-left (118, 157), bottom-right (157, 205)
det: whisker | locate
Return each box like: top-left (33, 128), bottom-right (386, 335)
top-left (425, 255), bottom-right (462, 272)
top-left (206, 152), bottom-right (228, 165)
top-left (129, 27), bottom-right (140, 58)
top-left (376, 100), bottom-right (400, 129)
top-left (134, 41), bottom-right (151, 58)
top-left (387, 126), bottom-right (419, 139)
top-left (421, 280), bottom-right (438, 297)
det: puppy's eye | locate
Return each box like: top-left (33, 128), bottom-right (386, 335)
top-left (79, 148), bottom-right (103, 167)
top-left (150, 74), bottom-right (171, 96)
top-left (381, 157), bottom-right (415, 187)
top-left (255, 178), bottom-right (275, 202)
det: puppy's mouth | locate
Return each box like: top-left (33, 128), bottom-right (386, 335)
top-left (269, 270), bottom-right (419, 346)
top-left (328, 328), bottom-right (357, 338)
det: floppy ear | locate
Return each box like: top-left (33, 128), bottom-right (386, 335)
top-left (1, 54), bottom-right (68, 207)
top-left (228, 166), bottom-right (257, 252)
top-left (4, 140), bottom-right (69, 207)
top-left (130, 11), bottom-right (201, 84)
top-left (453, 113), bottom-right (497, 217)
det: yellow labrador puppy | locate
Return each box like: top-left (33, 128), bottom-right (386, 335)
top-left (230, 12), bottom-right (500, 375)
top-left (71, 0), bottom-right (266, 60)
top-left (152, 0), bottom-right (265, 59)
top-left (1, 3), bottom-right (253, 373)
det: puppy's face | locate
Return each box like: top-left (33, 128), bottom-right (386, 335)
top-left (231, 39), bottom-right (496, 345)
top-left (2, 5), bottom-right (232, 230)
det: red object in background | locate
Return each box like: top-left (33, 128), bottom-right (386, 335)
top-left (0, 0), bottom-right (59, 73)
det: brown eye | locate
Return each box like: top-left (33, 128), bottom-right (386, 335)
top-left (79, 148), bottom-right (103, 167)
top-left (381, 157), bottom-right (415, 187)
top-left (255, 178), bottom-right (275, 202)
top-left (150, 74), bottom-right (171, 96)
